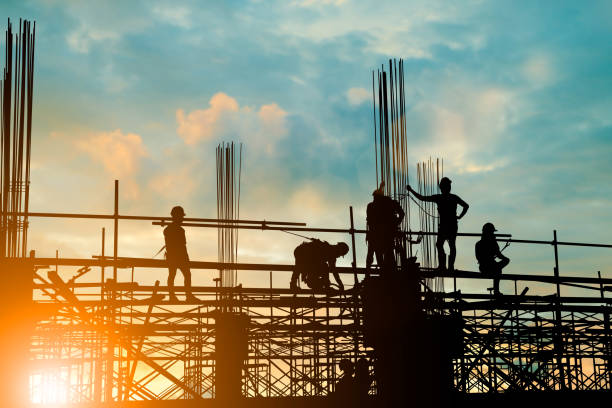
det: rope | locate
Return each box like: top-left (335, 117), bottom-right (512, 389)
top-left (398, 193), bottom-right (439, 219)
top-left (280, 229), bottom-right (315, 241)
top-left (152, 245), bottom-right (166, 259)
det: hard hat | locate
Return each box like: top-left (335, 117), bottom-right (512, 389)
top-left (439, 177), bottom-right (451, 187)
top-left (372, 181), bottom-right (385, 196)
top-left (482, 222), bottom-right (497, 233)
top-left (336, 242), bottom-right (349, 255)
top-left (171, 206), bottom-right (186, 218)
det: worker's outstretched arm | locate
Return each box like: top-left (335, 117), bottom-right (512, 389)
top-left (406, 185), bottom-right (435, 202)
top-left (457, 197), bottom-right (469, 220)
top-left (332, 268), bottom-right (344, 291)
top-left (495, 246), bottom-right (509, 262)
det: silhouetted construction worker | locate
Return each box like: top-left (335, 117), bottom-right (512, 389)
top-left (164, 206), bottom-right (198, 302)
top-left (290, 239), bottom-right (349, 292)
top-left (334, 359), bottom-right (354, 399)
top-left (475, 222), bottom-right (509, 296)
top-left (354, 358), bottom-right (372, 402)
top-left (407, 177), bottom-right (468, 272)
top-left (365, 182), bottom-right (405, 276)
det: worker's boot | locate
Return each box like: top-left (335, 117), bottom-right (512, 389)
top-left (168, 291), bottom-right (179, 303)
top-left (185, 292), bottom-right (199, 303)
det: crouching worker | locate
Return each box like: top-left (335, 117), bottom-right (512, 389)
top-left (290, 239), bottom-right (349, 292)
top-left (475, 222), bottom-right (509, 296)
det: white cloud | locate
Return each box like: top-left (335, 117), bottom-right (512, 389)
top-left (66, 26), bottom-right (119, 54)
top-left (176, 93), bottom-right (288, 152)
top-left (76, 129), bottom-right (148, 197)
top-left (176, 93), bottom-right (240, 145)
top-left (148, 164), bottom-right (197, 200)
top-left (152, 5), bottom-right (193, 29)
top-left (296, 0), bottom-right (348, 7)
top-left (522, 55), bottom-right (555, 87)
top-left (346, 87), bottom-right (370, 106)
top-left (62, 3), bottom-right (152, 53)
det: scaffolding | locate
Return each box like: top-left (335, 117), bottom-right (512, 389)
top-left (12, 201), bottom-right (610, 405)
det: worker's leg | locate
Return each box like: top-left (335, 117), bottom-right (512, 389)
top-left (447, 234), bottom-right (457, 272)
top-left (383, 240), bottom-right (396, 271)
top-left (492, 269), bottom-right (501, 295)
top-left (290, 264), bottom-right (302, 290)
top-left (365, 245), bottom-right (374, 277)
top-left (179, 266), bottom-right (192, 292)
top-left (179, 265), bottom-right (198, 301)
top-left (493, 259), bottom-right (509, 295)
top-left (435, 233), bottom-right (446, 270)
top-left (167, 266), bottom-right (178, 300)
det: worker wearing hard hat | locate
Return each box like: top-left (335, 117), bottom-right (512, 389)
top-left (164, 206), bottom-right (198, 302)
top-left (475, 222), bottom-right (510, 296)
top-left (407, 177), bottom-right (469, 272)
top-left (365, 182), bottom-right (405, 276)
top-left (291, 239), bottom-right (349, 292)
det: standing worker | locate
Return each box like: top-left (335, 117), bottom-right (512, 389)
top-left (290, 239), bottom-right (349, 292)
top-left (164, 206), bottom-right (198, 302)
top-left (407, 177), bottom-right (468, 272)
top-left (365, 182), bottom-right (405, 276)
top-left (475, 222), bottom-right (510, 296)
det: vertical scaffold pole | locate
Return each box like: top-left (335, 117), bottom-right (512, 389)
top-left (553, 230), bottom-right (566, 390)
top-left (349, 206), bottom-right (357, 286)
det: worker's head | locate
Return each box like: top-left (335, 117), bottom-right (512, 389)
top-left (335, 242), bottom-right (349, 257)
top-left (482, 222), bottom-right (497, 236)
top-left (171, 206), bottom-right (185, 221)
top-left (339, 359), bottom-right (353, 374)
top-left (439, 177), bottom-right (451, 194)
top-left (372, 181), bottom-right (385, 198)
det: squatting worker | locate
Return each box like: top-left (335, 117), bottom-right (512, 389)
top-left (475, 222), bottom-right (510, 296)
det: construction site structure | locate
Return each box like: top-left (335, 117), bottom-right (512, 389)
top-left (0, 19), bottom-right (610, 408)
top-left (0, 197), bottom-right (608, 407)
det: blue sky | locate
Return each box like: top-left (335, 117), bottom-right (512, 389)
top-left (2, 0), bottom-right (611, 292)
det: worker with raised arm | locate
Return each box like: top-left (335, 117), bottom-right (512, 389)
top-left (164, 206), bottom-right (198, 302)
top-left (475, 222), bottom-right (510, 296)
top-left (406, 177), bottom-right (468, 272)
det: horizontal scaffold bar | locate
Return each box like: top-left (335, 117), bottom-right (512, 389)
top-left (28, 257), bottom-right (612, 285)
top-left (2, 211), bottom-right (306, 226)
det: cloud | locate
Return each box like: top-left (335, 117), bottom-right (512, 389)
top-left (148, 164), bottom-right (197, 200)
top-left (62, 3), bottom-right (152, 54)
top-left (522, 55), bottom-right (555, 87)
top-left (66, 26), bottom-right (119, 54)
top-left (76, 129), bottom-right (148, 196)
top-left (257, 103), bottom-right (288, 153)
top-left (296, 0), bottom-right (348, 7)
top-left (346, 87), bottom-right (370, 106)
top-left (152, 4), bottom-right (193, 29)
top-left (176, 93), bottom-right (288, 151)
top-left (176, 93), bottom-right (240, 145)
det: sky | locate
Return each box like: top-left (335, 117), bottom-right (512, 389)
top-left (2, 0), bottom-right (611, 293)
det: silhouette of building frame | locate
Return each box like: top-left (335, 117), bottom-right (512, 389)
top-left (16, 189), bottom-right (611, 404)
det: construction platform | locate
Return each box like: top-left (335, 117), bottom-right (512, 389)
top-left (0, 253), bottom-right (606, 407)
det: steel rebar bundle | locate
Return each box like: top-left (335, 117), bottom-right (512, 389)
top-left (216, 142), bottom-right (242, 288)
top-left (0, 18), bottom-right (35, 258)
